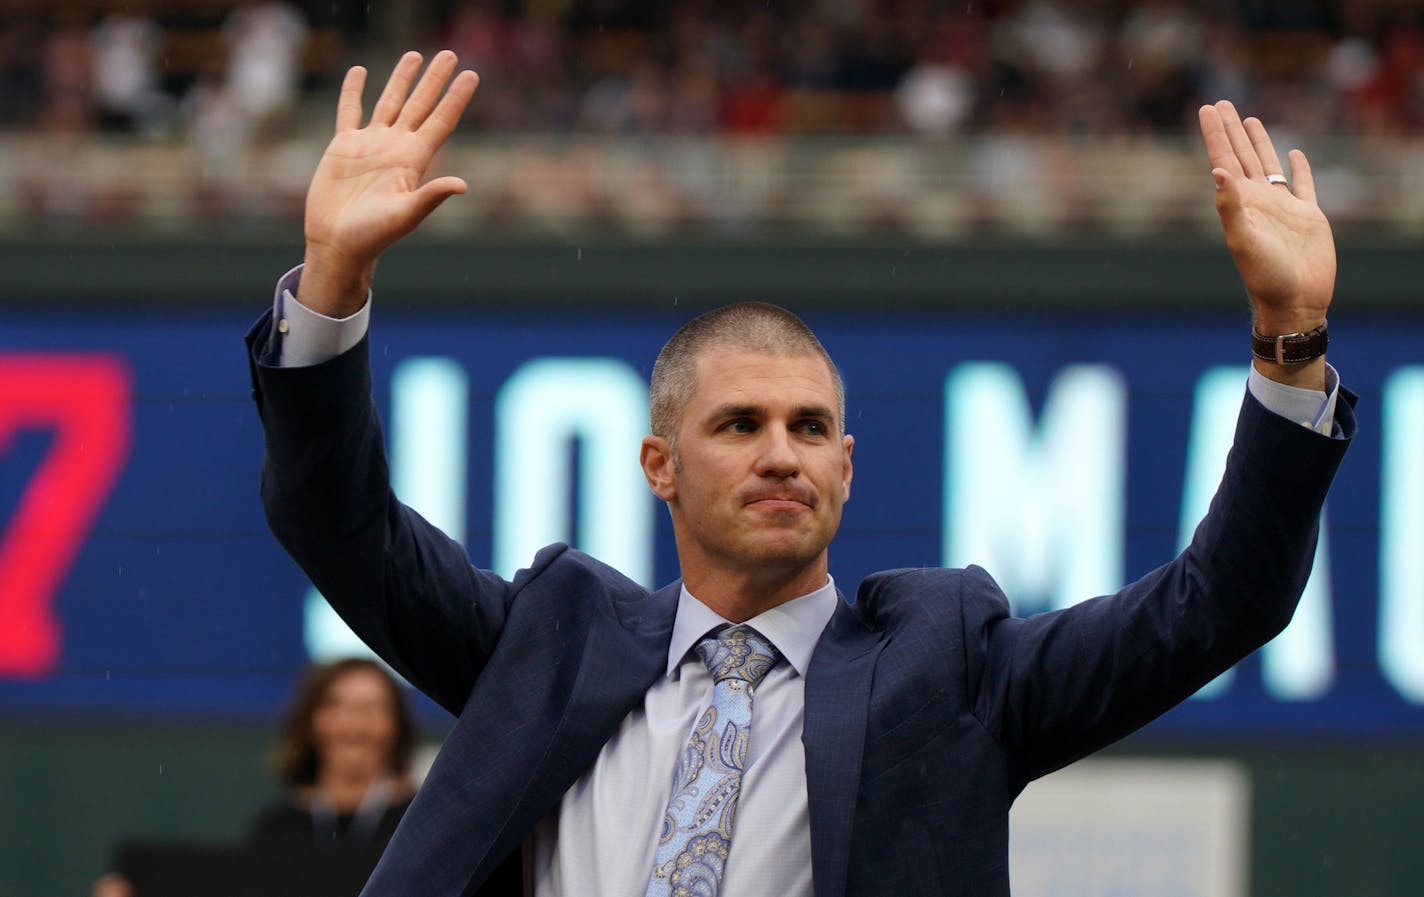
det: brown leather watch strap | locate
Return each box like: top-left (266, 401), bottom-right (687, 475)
top-left (1251, 321), bottom-right (1328, 365)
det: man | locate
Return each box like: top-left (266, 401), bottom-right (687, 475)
top-left (248, 52), bottom-right (1351, 897)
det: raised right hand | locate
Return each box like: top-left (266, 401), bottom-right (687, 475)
top-left (298, 51), bottom-right (479, 317)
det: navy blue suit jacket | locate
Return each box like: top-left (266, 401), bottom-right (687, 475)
top-left (248, 317), bottom-right (1352, 897)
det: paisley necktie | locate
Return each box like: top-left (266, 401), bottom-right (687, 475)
top-left (644, 625), bottom-right (782, 897)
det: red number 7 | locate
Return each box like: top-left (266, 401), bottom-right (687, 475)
top-left (0, 356), bottom-right (130, 677)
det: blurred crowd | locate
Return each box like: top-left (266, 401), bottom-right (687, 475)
top-left (2, 0), bottom-right (317, 141)
top-left (447, 0), bottom-right (1424, 138)
top-left (4, 0), bottom-right (1424, 234)
top-left (4, 0), bottom-right (1424, 139)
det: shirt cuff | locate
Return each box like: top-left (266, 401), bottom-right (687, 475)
top-left (1247, 363), bottom-right (1340, 436)
top-left (268, 264), bottom-right (372, 368)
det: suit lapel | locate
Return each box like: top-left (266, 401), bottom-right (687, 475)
top-left (485, 581), bottom-right (681, 869)
top-left (803, 597), bottom-right (882, 897)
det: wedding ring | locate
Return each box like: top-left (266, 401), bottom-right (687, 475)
top-left (1265, 173), bottom-right (1289, 186)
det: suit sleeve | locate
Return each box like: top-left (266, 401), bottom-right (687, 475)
top-left (967, 388), bottom-right (1355, 784)
top-left (246, 311), bottom-right (557, 714)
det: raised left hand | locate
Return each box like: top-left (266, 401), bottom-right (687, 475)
top-left (1198, 100), bottom-right (1335, 339)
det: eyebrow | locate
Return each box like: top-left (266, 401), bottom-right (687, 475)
top-left (708, 403), bottom-right (764, 423)
top-left (705, 403), bottom-right (837, 423)
top-left (793, 404), bottom-right (837, 422)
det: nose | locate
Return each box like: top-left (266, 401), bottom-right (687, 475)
top-left (754, 424), bottom-right (800, 479)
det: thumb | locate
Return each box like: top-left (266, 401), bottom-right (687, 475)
top-left (406, 176), bottom-right (469, 223)
top-left (1212, 169), bottom-right (1246, 234)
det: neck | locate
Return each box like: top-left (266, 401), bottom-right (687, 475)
top-left (316, 768), bottom-right (382, 814)
top-left (681, 563), bottom-right (830, 622)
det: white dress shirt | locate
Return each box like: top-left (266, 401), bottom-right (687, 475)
top-left (266, 265), bottom-right (1342, 896)
top-left (529, 580), bottom-right (837, 897)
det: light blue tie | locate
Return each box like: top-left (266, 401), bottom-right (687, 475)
top-left (645, 625), bottom-right (781, 897)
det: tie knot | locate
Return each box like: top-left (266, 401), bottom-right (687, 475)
top-left (695, 625), bottom-right (781, 687)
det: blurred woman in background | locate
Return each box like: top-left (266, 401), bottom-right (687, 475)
top-left (253, 656), bottom-right (417, 849)
top-left (93, 657), bottom-right (417, 896)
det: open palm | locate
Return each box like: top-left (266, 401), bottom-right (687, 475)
top-left (1199, 101), bottom-right (1335, 332)
top-left (305, 51), bottom-right (479, 277)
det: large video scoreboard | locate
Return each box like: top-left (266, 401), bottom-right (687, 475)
top-left (1, 307), bottom-right (1420, 735)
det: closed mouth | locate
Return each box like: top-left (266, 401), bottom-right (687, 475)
top-left (746, 496), bottom-right (812, 510)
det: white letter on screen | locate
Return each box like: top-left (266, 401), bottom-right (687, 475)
top-left (943, 363), bottom-right (1126, 615)
top-left (1180, 366), bottom-right (1333, 701)
top-left (493, 358), bottom-right (653, 587)
top-left (1380, 367), bottom-right (1424, 703)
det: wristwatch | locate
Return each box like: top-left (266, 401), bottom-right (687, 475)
top-left (1251, 321), bottom-right (1328, 365)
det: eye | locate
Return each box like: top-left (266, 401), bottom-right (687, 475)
top-left (724, 417), bottom-right (756, 434)
top-left (797, 420), bottom-right (829, 437)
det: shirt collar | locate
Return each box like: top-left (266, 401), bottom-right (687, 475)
top-left (666, 577), bottom-right (839, 679)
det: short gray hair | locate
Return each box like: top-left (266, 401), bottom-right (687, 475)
top-left (649, 302), bottom-right (845, 442)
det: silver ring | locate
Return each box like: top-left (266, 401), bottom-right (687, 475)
top-left (1265, 173), bottom-right (1289, 186)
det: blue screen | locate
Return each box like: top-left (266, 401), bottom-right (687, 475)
top-left (0, 307), bottom-right (1418, 736)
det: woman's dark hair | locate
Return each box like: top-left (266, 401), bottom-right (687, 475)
top-left (272, 658), bottom-right (416, 787)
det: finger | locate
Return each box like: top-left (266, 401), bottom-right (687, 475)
top-left (1288, 148), bottom-right (1318, 204)
top-left (370, 51), bottom-right (423, 127)
top-left (1216, 100), bottom-right (1265, 179)
top-left (397, 49), bottom-right (459, 130)
top-left (1243, 116), bottom-right (1285, 177)
top-left (418, 70), bottom-right (480, 144)
top-left (335, 66), bottom-right (366, 133)
top-left (1198, 104), bottom-right (1244, 178)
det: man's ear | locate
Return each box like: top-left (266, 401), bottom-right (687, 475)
top-left (641, 435), bottom-right (677, 501)
top-left (841, 433), bottom-right (854, 502)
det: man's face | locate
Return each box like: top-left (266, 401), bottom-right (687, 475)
top-left (642, 347), bottom-right (854, 586)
